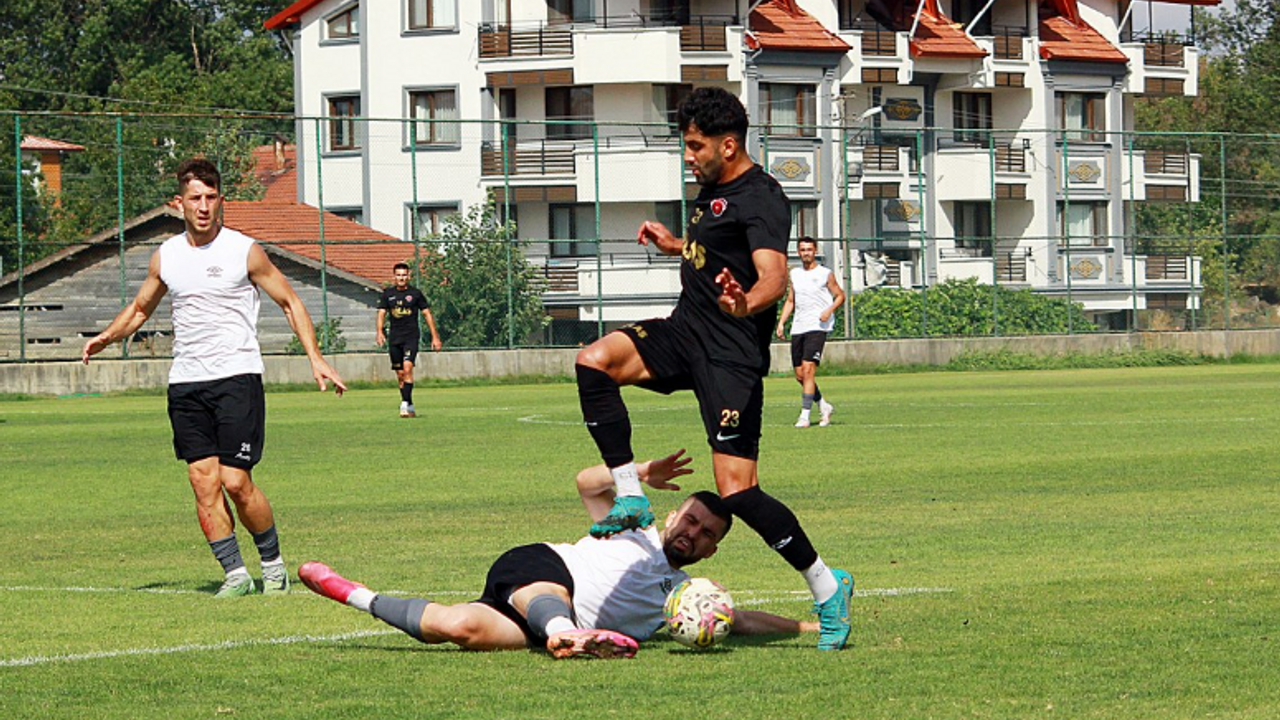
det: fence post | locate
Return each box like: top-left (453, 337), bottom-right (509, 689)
top-left (313, 118), bottom-right (330, 351)
top-left (916, 128), bottom-right (928, 337)
top-left (1127, 131), bottom-right (1138, 332)
top-left (841, 125), bottom-right (854, 339)
top-left (13, 115), bottom-right (25, 361)
top-left (1219, 134), bottom-right (1229, 331)
top-left (410, 117), bottom-right (421, 291)
top-left (1062, 132), bottom-right (1073, 335)
top-left (593, 121), bottom-right (603, 341)
top-left (988, 129), bottom-right (999, 336)
top-left (502, 121), bottom-right (514, 349)
top-left (117, 115), bottom-right (128, 358)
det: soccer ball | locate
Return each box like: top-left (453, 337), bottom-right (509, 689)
top-left (663, 577), bottom-right (734, 649)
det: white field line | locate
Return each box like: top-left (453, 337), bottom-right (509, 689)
top-left (519, 412), bottom-right (1262, 429)
top-left (0, 629), bottom-right (399, 668)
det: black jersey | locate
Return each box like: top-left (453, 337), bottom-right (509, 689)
top-left (673, 164), bottom-right (790, 372)
top-left (377, 285), bottom-right (430, 342)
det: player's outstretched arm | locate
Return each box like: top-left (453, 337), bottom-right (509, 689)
top-left (731, 610), bottom-right (819, 636)
top-left (247, 244), bottom-right (347, 395)
top-left (576, 449), bottom-right (695, 522)
top-left (82, 251), bottom-right (167, 363)
top-left (636, 220), bottom-right (682, 256)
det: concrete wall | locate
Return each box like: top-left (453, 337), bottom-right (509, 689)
top-left (5, 328), bottom-right (1279, 396)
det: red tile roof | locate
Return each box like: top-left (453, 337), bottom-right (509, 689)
top-left (250, 144), bottom-right (298, 203)
top-left (264, 0), bottom-right (323, 29)
top-left (747, 0), bottom-right (851, 53)
top-left (21, 135), bottom-right (85, 152)
top-left (223, 202), bottom-right (413, 286)
top-left (910, 0), bottom-right (986, 59)
top-left (1038, 16), bottom-right (1128, 63)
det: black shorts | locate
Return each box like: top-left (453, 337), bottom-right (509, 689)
top-left (790, 331), bottom-right (829, 368)
top-left (475, 544), bottom-right (576, 647)
top-left (618, 317), bottom-right (764, 460)
top-left (388, 339), bottom-right (419, 370)
top-left (167, 374), bottom-right (265, 470)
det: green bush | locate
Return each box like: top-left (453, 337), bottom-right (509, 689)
top-left (286, 316), bottom-right (346, 355)
top-left (851, 278), bottom-right (1095, 338)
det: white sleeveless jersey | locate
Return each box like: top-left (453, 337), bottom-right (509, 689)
top-left (158, 228), bottom-right (264, 384)
top-left (789, 264), bottom-right (835, 334)
top-left (546, 526), bottom-right (689, 641)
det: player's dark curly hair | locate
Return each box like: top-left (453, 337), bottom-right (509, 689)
top-left (176, 158), bottom-right (221, 193)
top-left (689, 490), bottom-right (734, 536)
top-left (677, 87), bottom-right (749, 142)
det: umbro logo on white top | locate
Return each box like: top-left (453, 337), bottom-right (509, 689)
top-left (206, 266), bottom-right (223, 278)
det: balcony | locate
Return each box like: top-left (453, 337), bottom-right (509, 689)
top-left (1121, 148), bottom-right (1201, 202)
top-left (934, 138), bottom-right (1030, 201)
top-left (478, 13), bottom-right (738, 59)
top-left (1120, 30), bottom-right (1201, 97)
top-left (481, 140), bottom-right (576, 177)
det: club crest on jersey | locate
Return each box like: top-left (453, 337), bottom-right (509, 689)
top-left (710, 198), bottom-right (728, 217)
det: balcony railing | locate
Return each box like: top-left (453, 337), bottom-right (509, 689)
top-left (1144, 150), bottom-right (1189, 175)
top-left (480, 141), bottom-right (575, 176)
top-left (996, 252), bottom-right (1028, 282)
top-left (1146, 255), bottom-right (1189, 281)
top-left (863, 145), bottom-right (901, 172)
top-left (478, 14), bottom-right (737, 58)
top-left (989, 25), bottom-right (1029, 60)
top-left (996, 142), bottom-right (1028, 173)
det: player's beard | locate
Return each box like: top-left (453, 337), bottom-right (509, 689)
top-left (692, 153), bottom-right (724, 187)
top-left (662, 533), bottom-right (699, 567)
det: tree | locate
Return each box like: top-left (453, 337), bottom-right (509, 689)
top-left (415, 200), bottom-right (550, 348)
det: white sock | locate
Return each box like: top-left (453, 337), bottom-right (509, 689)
top-left (261, 557), bottom-right (285, 570)
top-left (611, 462), bottom-right (644, 497)
top-left (799, 409), bottom-right (811, 419)
top-left (347, 587), bottom-right (375, 613)
top-left (226, 566), bottom-right (250, 580)
top-left (544, 616), bottom-right (577, 636)
top-left (803, 557), bottom-right (839, 603)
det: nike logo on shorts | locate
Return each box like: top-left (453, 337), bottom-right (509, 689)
top-left (715, 432), bottom-right (740, 442)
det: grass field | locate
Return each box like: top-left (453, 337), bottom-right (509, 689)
top-left (2, 364), bottom-right (1278, 719)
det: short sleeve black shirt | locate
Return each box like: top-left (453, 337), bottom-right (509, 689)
top-left (673, 164), bottom-right (790, 371)
top-left (377, 285), bottom-right (430, 342)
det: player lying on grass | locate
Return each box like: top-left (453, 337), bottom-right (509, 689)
top-left (300, 449), bottom-right (818, 658)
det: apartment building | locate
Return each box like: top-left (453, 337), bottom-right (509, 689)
top-left (265, 0), bottom-right (1214, 336)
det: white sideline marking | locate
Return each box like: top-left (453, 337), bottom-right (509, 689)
top-left (0, 629), bottom-right (398, 668)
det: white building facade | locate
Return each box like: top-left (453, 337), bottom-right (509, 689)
top-left (266, 0), bottom-right (1213, 339)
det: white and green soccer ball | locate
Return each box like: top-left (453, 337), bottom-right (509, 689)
top-left (663, 577), bottom-right (735, 649)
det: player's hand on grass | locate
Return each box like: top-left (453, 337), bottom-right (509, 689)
top-left (716, 268), bottom-right (749, 317)
top-left (641, 448), bottom-right (694, 491)
top-left (637, 220), bottom-right (682, 256)
top-left (311, 358), bottom-right (348, 396)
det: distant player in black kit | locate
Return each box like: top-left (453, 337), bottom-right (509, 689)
top-left (376, 262), bottom-right (442, 418)
top-left (573, 87), bottom-right (853, 650)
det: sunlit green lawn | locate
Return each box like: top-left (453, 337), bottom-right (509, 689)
top-left (2, 364), bottom-right (1278, 719)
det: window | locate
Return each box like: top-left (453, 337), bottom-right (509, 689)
top-left (330, 207), bottom-right (364, 224)
top-left (653, 84), bottom-right (692, 136)
top-left (953, 202), bottom-right (993, 255)
top-left (838, 0), bottom-right (858, 29)
top-left (1058, 202), bottom-right (1107, 247)
top-left (791, 200), bottom-right (818, 239)
top-left (409, 89), bottom-right (459, 146)
top-left (411, 203), bottom-right (458, 239)
top-left (1058, 92), bottom-right (1105, 143)
top-left (549, 204), bottom-right (598, 257)
top-left (546, 86), bottom-right (593, 140)
top-left (408, 0), bottom-right (456, 30)
top-left (326, 5), bottom-right (359, 39)
top-left (952, 92), bottom-right (992, 145)
top-left (328, 95), bottom-right (360, 151)
top-left (547, 0), bottom-right (592, 24)
top-left (951, 0), bottom-right (991, 35)
top-left (762, 84), bottom-right (817, 137)
top-left (655, 201), bottom-right (686, 235)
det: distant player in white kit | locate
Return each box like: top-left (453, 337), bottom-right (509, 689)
top-left (82, 158), bottom-right (346, 598)
top-left (775, 236), bottom-right (845, 428)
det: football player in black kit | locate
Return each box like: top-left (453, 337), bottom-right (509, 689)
top-left (376, 262), bottom-right (442, 417)
top-left (573, 87), bottom-right (852, 650)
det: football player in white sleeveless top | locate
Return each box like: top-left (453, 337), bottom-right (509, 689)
top-left (776, 237), bottom-right (846, 428)
top-left (82, 158), bottom-right (346, 599)
top-left (296, 449), bottom-right (819, 658)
